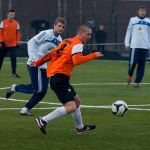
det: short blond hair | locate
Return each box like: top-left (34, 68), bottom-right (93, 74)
top-left (76, 25), bottom-right (91, 33)
top-left (54, 17), bottom-right (66, 25)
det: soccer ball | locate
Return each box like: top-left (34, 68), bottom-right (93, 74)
top-left (111, 100), bottom-right (128, 116)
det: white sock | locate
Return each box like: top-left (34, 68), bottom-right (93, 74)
top-left (72, 107), bottom-right (84, 129)
top-left (42, 106), bottom-right (67, 123)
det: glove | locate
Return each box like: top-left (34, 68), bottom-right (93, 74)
top-left (1, 42), bottom-right (5, 48)
top-left (16, 44), bottom-right (20, 48)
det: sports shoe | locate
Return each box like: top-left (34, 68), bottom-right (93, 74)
top-left (127, 75), bottom-right (132, 85)
top-left (12, 73), bottom-right (21, 78)
top-left (35, 117), bottom-right (47, 135)
top-left (20, 107), bottom-right (33, 116)
top-left (6, 84), bottom-right (16, 99)
top-left (76, 124), bottom-right (96, 134)
top-left (134, 82), bottom-right (141, 88)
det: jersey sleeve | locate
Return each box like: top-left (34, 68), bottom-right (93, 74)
top-left (17, 23), bottom-right (20, 30)
top-left (27, 31), bottom-right (49, 58)
top-left (71, 43), bottom-right (98, 65)
top-left (34, 31), bottom-right (49, 44)
top-left (0, 21), bottom-right (4, 29)
top-left (125, 18), bottom-right (133, 47)
top-left (0, 21), bottom-right (4, 42)
top-left (35, 48), bottom-right (57, 67)
top-left (16, 30), bottom-right (21, 45)
top-left (148, 22), bottom-right (150, 48)
top-left (16, 23), bottom-right (20, 45)
top-left (72, 52), bottom-right (97, 65)
top-left (71, 44), bottom-right (83, 55)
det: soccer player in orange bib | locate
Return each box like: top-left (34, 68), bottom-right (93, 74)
top-left (0, 9), bottom-right (21, 78)
top-left (35, 25), bottom-right (103, 134)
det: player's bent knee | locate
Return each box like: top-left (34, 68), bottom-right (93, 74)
top-left (74, 95), bottom-right (81, 108)
top-left (64, 101), bottom-right (76, 113)
top-left (75, 100), bottom-right (80, 108)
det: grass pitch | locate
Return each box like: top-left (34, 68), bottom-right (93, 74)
top-left (0, 59), bottom-right (150, 150)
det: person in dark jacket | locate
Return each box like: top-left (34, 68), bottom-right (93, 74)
top-left (95, 25), bottom-right (107, 52)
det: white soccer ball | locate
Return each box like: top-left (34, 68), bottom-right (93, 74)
top-left (111, 100), bottom-right (128, 116)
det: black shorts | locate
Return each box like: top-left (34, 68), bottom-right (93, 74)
top-left (50, 73), bottom-right (76, 104)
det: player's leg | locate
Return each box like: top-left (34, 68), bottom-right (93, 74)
top-left (42, 74), bottom-right (76, 120)
top-left (35, 74), bottom-right (76, 134)
top-left (71, 95), bottom-right (84, 129)
top-left (15, 65), bottom-right (39, 93)
top-left (6, 65), bottom-right (39, 98)
top-left (36, 101), bottom-right (74, 135)
top-left (0, 47), bottom-right (8, 70)
top-left (68, 85), bottom-right (84, 129)
top-left (36, 74), bottom-right (96, 134)
top-left (135, 49), bottom-right (147, 87)
top-left (127, 48), bottom-right (138, 85)
top-left (20, 68), bottom-right (49, 115)
top-left (9, 46), bottom-right (20, 78)
top-left (96, 42), bottom-right (100, 51)
top-left (71, 92), bottom-right (96, 133)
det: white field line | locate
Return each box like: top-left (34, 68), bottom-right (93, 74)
top-left (1, 82), bottom-right (150, 90)
top-left (0, 97), bottom-right (62, 106)
top-left (0, 107), bottom-right (58, 110)
top-left (0, 97), bottom-right (150, 111)
top-left (128, 108), bottom-right (150, 111)
top-left (1, 97), bottom-right (150, 107)
top-left (72, 82), bottom-right (150, 86)
top-left (0, 87), bottom-right (10, 90)
top-left (0, 107), bottom-right (150, 111)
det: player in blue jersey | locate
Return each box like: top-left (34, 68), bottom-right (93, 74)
top-left (6, 17), bottom-right (66, 115)
top-left (125, 5), bottom-right (150, 87)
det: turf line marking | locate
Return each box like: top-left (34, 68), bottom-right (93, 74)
top-left (0, 97), bottom-right (150, 111)
top-left (128, 104), bottom-right (150, 106)
top-left (0, 107), bottom-right (150, 111)
top-left (72, 82), bottom-right (150, 85)
top-left (0, 107), bottom-right (58, 110)
top-left (1, 97), bottom-right (150, 107)
top-left (1, 82), bottom-right (150, 90)
top-left (0, 97), bottom-right (62, 106)
top-left (128, 108), bottom-right (150, 111)
top-left (0, 87), bottom-right (10, 90)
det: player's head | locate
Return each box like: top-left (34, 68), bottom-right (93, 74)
top-left (53, 17), bottom-right (66, 36)
top-left (7, 9), bottom-right (15, 21)
top-left (76, 25), bottom-right (92, 43)
top-left (99, 25), bottom-right (104, 30)
top-left (137, 5), bottom-right (146, 19)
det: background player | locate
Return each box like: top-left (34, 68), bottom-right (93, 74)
top-left (125, 5), bottom-right (150, 87)
top-left (6, 17), bottom-right (66, 115)
top-left (0, 9), bottom-right (21, 78)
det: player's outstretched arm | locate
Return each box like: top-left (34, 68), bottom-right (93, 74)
top-left (72, 52), bottom-right (103, 65)
top-left (32, 51), bottom-right (53, 67)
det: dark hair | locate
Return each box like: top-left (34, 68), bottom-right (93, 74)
top-left (138, 5), bottom-right (146, 11)
top-left (8, 9), bottom-right (15, 13)
top-left (54, 17), bottom-right (66, 25)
